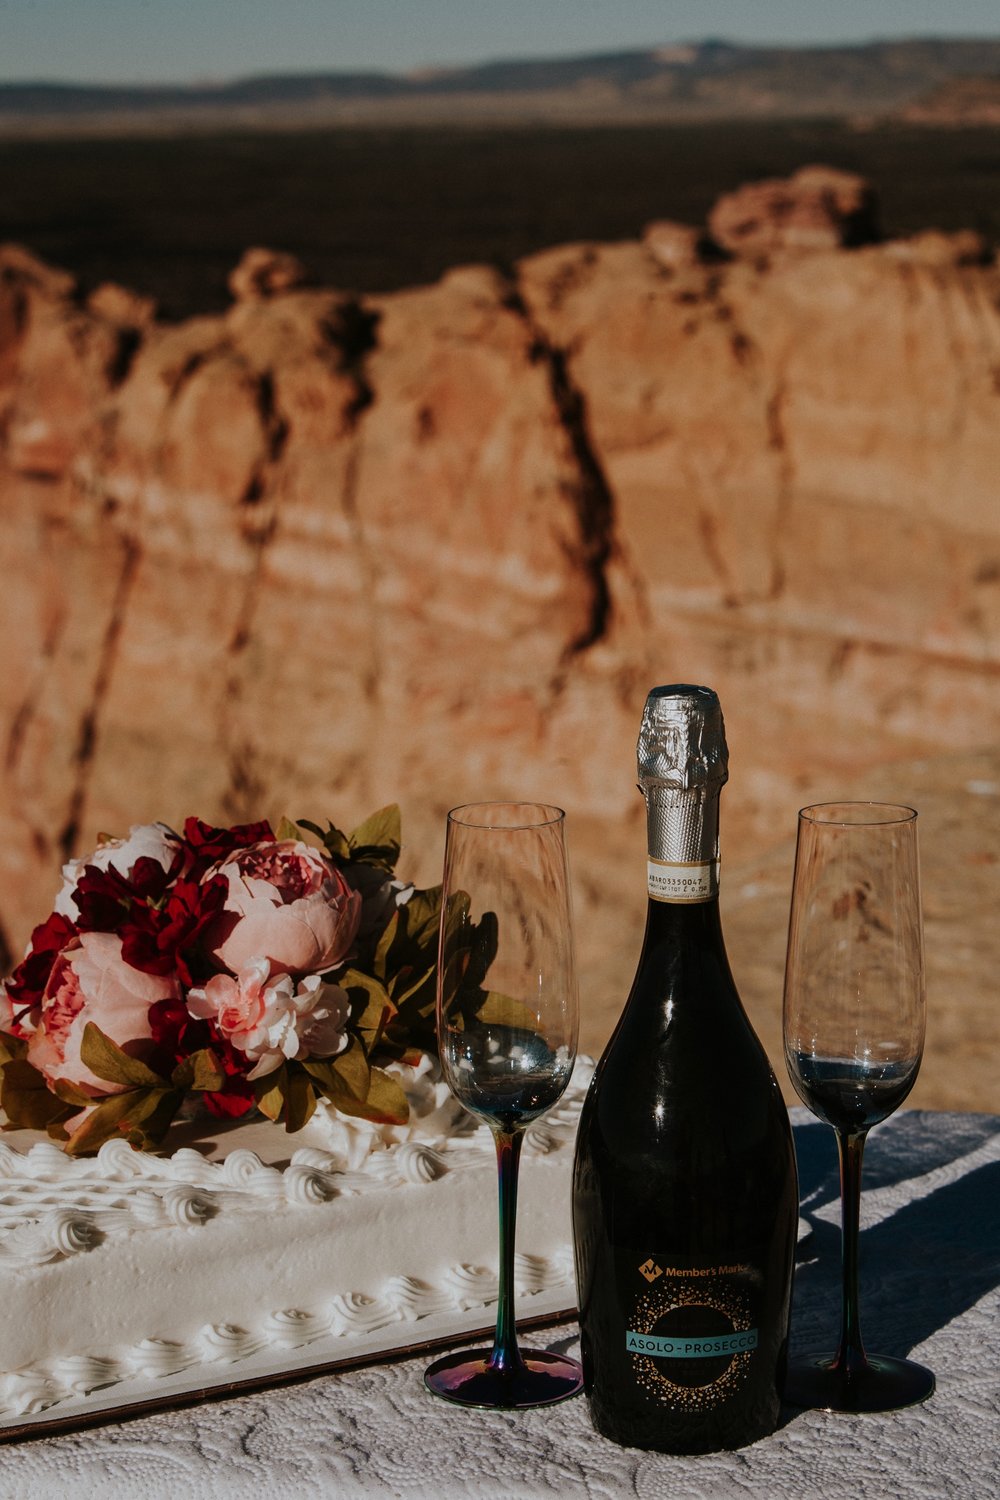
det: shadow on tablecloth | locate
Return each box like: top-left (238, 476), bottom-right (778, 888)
top-left (789, 1110), bottom-right (1000, 1363)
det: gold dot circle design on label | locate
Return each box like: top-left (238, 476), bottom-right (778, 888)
top-left (631, 1277), bottom-right (753, 1411)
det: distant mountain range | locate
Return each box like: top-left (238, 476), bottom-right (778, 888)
top-left (4, 38), bottom-right (1000, 132)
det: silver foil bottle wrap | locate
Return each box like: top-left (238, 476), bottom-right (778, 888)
top-left (637, 684), bottom-right (728, 900)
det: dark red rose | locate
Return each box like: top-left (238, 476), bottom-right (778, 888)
top-left (26, 910), bottom-right (76, 959)
top-left (4, 911), bottom-right (78, 1024)
top-left (202, 1033), bottom-right (259, 1117)
top-left (182, 818), bottom-right (275, 878)
top-left (71, 865), bottom-right (135, 931)
top-left (201, 1082), bottom-right (256, 1119)
top-left (121, 875), bottom-right (229, 985)
top-left (63, 845), bottom-right (180, 941)
top-left (126, 854), bottom-right (178, 902)
top-left (149, 994), bottom-right (202, 1062)
top-left (148, 995), bottom-right (256, 1118)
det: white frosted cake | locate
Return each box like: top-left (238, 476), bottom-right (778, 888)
top-left (0, 1054), bottom-right (587, 1425)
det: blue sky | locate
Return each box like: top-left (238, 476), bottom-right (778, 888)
top-left (2, 0), bottom-right (999, 84)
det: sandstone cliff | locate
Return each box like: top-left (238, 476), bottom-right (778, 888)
top-left (2, 170), bottom-right (999, 1107)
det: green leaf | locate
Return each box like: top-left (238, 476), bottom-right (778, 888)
top-left (275, 815), bottom-right (302, 842)
top-left (303, 1037), bottom-right (374, 1107)
top-left (254, 1065), bottom-right (288, 1122)
top-left (388, 962), bottom-right (435, 1011)
top-left (438, 891), bottom-right (472, 981)
top-left (340, 969), bottom-right (394, 1050)
top-left (349, 803), bottom-right (401, 850)
top-left (394, 1046), bottom-right (425, 1067)
top-left (329, 1034), bottom-right (371, 1101)
top-left (63, 1088), bottom-right (174, 1156)
top-left (80, 1024), bottom-right (166, 1090)
top-left (299, 1058), bottom-right (341, 1098)
top-left (398, 886), bottom-right (443, 949)
top-left (364, 1067), bottom-right (409, 1124)
top-left (382, 964), bottom-right (438, 1056)
top-left (284, 1068), bottom-right (317, 1133)
top-left (347, 804), bottom-right (402, 871)
top-left (463, 910), bottom-right (499, 990)
top-left (114, 1087), bottom-right (184, 1150)
top-left (62, 1095), bottom-right (137, 1154)
top-left (51, 1076), bottom-right (97, 1108)
top-left (372, 909), bottom-right (400, 981)
top-left (381, 1023), bottom-right (437, 1063)
top-left (330, 1067), bottom-right (409, 1126)
top-left (1, 1058), bottom-right (74, 1131)
top-left (372, 887), bottom-right (443, 990)
top-left (438, 951), bottom-right (465, 1015)
top-left (0, 1030), bottom-right (28, 1067)
top-left (171, 1048), bottom-right (227, 1094)
top-left (297, 819), bottom-right (351, 863)
top-left (475, 990), bottom-right (539, 1031)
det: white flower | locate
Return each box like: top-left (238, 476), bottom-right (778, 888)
top-left (244, 972), bottom-right (351, 1080)
top-left (54, 823), bottom-right (180, 918)
top-left (187, 963), bottom-right (351, 1082)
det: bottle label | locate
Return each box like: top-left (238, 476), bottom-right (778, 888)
top-left (622, 1254), bottom-right (760, 1409)
top-left (647, 858), bottom-right (719, 903)
top-left (625, 1329), bottom-right (758, 1358)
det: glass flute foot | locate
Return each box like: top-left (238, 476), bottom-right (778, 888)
top-left (784, 1352), bottom-right (935, 1414)
top-left (424, 1347), bottom-right (583, 1409)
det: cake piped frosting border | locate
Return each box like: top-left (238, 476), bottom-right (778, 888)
top-left (0, 1251), bottom-right (576, 1417)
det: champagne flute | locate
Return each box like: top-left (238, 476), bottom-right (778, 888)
top-left (424, 802), bottom-right (583, 1408)
top-left (782, 802), bottom-right (934, 1412)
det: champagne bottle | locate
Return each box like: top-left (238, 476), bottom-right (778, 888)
top-left (572, 684), bottom-right (797, 1452)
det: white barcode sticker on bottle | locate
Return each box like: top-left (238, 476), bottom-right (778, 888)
top-left (647, 858), bottom-right (719, 902)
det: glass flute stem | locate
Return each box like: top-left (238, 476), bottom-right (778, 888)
top-left (489, 1125), bottom-right (526, 1377)
top-left (834, 1127), bottom-right (869, 1383)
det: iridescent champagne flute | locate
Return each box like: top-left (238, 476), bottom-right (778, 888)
top-left (424, 802), bottom-right (583, 1408)
top-left (783, 802), bottom-right (934, 1412)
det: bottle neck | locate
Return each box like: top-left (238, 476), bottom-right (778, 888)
top-left (644, 785), bottom-right (722, 905)
top-left (643, 887), bottom-right (724, 947)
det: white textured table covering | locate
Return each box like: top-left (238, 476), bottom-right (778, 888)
top-left (4, 1109), bottom-right (1000, 1500)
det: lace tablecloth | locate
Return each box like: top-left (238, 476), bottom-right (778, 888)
top-left (6, 1109), bottom-right (1000, 1500)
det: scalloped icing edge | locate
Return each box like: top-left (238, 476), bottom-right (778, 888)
top-left (0, 1251), bottom-right (578, 1416)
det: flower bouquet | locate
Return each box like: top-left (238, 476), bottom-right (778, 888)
top-left (0, 807), bottom-right (444, 1155)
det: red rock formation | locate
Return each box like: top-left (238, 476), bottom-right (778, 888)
top-left (707, 165), bottom-right (881, 258)
top-left (1, 171), bottom-right (999, 1080)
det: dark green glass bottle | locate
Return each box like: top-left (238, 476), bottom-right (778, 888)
top-left (572, 684), bottom-right (797, 1452)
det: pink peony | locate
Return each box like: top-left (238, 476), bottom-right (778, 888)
top-left (28, 932), bottom-right (180, 1096)
top-left (187, 958), bottom-right (350, 1080)
top-left (205, 840), bottom-right (361, 977)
